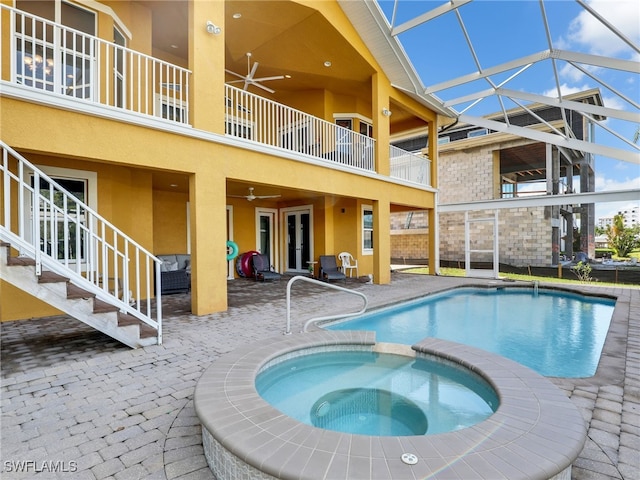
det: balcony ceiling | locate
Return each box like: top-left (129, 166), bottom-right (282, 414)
top-left (141, 0), bottom-right (376, 102)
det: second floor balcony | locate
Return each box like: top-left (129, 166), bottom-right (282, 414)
top-left (1, 3), bottom-right (431, 187)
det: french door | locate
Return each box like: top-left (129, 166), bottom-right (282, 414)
top-left (283, 207), bottom-right (312, 273)
top-left (256, 208), bottom-right (277, 267)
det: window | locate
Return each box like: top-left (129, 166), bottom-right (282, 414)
top-left (280, 120), bottom-right (316, 155)
top-left (362, 205), bottom-right (373, 255)
top-left (156, 94), bottom-right (186, 122)
top-left (359, 121), bottom-right (373, 137)
top-left (14, 1), bottom-right (96, 98)
top-left (467, 128), bottom-right (488, 138)
top-left (437, 136), bottom-right (450, 145)
top-left (113, 27), bottom-right (126, 108)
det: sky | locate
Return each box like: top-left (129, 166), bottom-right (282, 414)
top-left (377, 0), bottom-right (639, 222)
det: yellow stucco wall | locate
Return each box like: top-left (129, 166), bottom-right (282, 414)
top-left (1, 0), bottom-right (439, 321)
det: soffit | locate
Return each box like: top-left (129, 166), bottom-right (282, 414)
top-left (137, 0), bottom-right (375, 99)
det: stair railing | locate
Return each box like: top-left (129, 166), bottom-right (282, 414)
top-left (1, 141), bottom-right (162, 343)
top-left (284, 275), bottom-right (368, 335)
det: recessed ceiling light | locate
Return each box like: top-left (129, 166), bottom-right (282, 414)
top-left (170, 184), bottom-right (178, 188)
top-left (170, 44), bottom-right (178, 49)
top-left (285, 74), bottom-right (292, 79)
top-left (324, 61), bottom-right (332, 67)
top-left (233, 13), bottom-right (242, 19)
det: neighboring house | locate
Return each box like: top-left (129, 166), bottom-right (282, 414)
top-left (0, 0), bottom-right (448, 345)
top-left (390, 89), bottom-right (601, 269)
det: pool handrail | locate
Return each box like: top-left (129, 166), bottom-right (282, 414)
top-left (284, 275), bottom-right (368, 334)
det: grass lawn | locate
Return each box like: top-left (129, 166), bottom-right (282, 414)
top-left (400, 266), bottom-right (637, 288)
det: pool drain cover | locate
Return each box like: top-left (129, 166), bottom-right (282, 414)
top-left (401, 453), bottom-right (418, 465)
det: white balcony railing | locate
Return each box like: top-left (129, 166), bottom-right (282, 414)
top-left (1, 4), bottom-right (190, 125)
top-left (225, 85), bottom-right (376, 172)
top-left (389, 144), bottom-right (431, 186)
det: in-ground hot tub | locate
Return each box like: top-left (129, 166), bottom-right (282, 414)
top-left (194, 331), bottom-right (587, 480)
top-left (256, 348), bottom-right (498, 437)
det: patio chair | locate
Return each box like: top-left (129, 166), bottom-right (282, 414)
top-left (319, 255), bottom-right (347, 283)
top-left (252, 254), bottom-right (281, 282)
top-left (338, 251), bottom-right (358, 278)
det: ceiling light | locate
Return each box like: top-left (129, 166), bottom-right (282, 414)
top-left (324, 61), bottom-right (332, 67)
top-left (232, 13), bottom-right (242, 19)
top-left (285, 74), bottom-right (292, 79)
top-left (382, 108), bottom-right (392, 117)
top-left (170, 44), bottom-right (178, 49)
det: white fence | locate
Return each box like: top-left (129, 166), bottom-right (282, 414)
top-left (389, 144), bottom-right (431, 186)
top-left (1, 4), bottom-right (190, 125)
top-left (225, 85), bottom-right (376, 172)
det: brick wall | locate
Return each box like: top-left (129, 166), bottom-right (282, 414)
top-left (390, 139), bottom-right (554, 267)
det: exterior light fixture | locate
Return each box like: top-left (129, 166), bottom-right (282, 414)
top-left (382, 108), bottom-right (392, 117)
top-left (206, 21), bottom-right (221, 35)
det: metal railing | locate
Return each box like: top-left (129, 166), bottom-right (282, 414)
top-left (1, 4), bottom-right (191, 125)
top-left (226, 85), bottom-right (376, 172)
top-left (389, 144), bottom-right (431, 186)
top-left (284, 275), bottom-right (368, 334)
top-left (1, 141), bottom-right (162, 343)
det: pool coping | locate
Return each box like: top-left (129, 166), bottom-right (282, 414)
top-left (194, 330), bottom-right (587, 480)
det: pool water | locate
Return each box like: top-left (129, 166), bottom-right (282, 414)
top-left (327, 287), bottom-right (615, 377)
top-left (256, 350), bottom-right (498, 436)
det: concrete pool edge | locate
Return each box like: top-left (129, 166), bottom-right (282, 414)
top-left (194, 331), bottom-right (587, 480)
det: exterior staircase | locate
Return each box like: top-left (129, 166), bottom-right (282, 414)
top-left (1, 141), bottom-right (162, 348)
top-left (1, 242), bottom-right (158, 348)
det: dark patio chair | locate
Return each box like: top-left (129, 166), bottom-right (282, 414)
top-left (252, 254), bottom-right (281, 282)
top-left (319, 255), bottom-right (347, 283)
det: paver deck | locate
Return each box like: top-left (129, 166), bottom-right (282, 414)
top-left (1, 272), bottom-right (638, 479)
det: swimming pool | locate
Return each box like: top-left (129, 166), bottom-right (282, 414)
top-left (326, 287), bottom-right (615, 377)
top-left (256, 350), bottom-right (498, 436)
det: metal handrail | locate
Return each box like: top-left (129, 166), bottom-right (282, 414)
top-left (284, 275), bottom-right (368, 335)
top-left (1, 4), bottom-right (191, 125)
top-left (1, 141), bottom-right (162, 343)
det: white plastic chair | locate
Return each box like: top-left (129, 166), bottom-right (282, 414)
top-left (338, 252), bottom-right (358, 278)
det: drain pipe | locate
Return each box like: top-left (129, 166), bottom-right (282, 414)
top-left (285, 275), bottom-right (368, 335)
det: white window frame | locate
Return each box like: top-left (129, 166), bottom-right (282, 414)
top-left (361, 204), bottom-right (373, 256)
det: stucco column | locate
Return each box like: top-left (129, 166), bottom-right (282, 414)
top-left (372, 73), bottom-right (391, 176)
top-left (373, 198), bottom-right (390, 284)
top-left (189, 172), bottom-right (227, 315)
top-left (188, 0), bottom-right (225, 133)
top-left (323, 196), bottom-right (335, 256)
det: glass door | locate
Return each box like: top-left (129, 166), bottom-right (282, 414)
top-left (256, 208), bottom-right (278, 268)
top-left (285, 210), bottom-right (311, 272)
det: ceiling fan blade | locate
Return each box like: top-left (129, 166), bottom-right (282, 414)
top-left (248, 61), bottom-right (259, 80)
top-left (252, 75), bottom-right (285, 82)
top-left (224, 69), bottom-right (246, 80)
top-left (226, 79), bottom-right (246, 84)
top-left (250, 81), bottom-right (275, 94)
top-left (254, 195), bottom-right (281, 199)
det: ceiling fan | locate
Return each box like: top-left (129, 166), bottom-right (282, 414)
top-left (229, 187), bottom-right (281, 202)
top-left (225, 52), bottom-right (285, 93)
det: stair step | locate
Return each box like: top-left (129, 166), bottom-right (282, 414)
top-left (7, 256), bottom-right (36, 267)
top-left (67, 283), bottom-right (95, 300)
top-left (118, 314), bottom-right (157, 339)
top-left (39, 271), bottom-right (69, 284)
top-left (94, 299), bottom-right (119, 313)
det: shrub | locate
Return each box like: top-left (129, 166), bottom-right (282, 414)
top-left (571, 261), bottom-right (594, 283)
